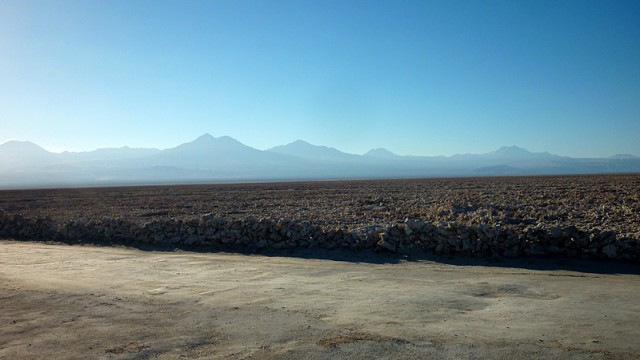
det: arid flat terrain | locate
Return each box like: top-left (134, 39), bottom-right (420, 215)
top-left (1, 241), bottom-right (639, 359)
top-left (2, 175), bottom-right (639, 235)
top-left (1, 175), bottom-right (639, 260)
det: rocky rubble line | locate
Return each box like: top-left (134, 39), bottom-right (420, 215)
top-left (0, 210), bottom-right (637, 262)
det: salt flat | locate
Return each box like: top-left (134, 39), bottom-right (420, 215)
top-left (1, 241), bottom-right (639, 359)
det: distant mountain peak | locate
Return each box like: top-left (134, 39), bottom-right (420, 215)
top-left (270, 139), bottom-right (324, 151)
top-left (267, 139), bottom-right (356, 160)
top-left (364, 148), bottom-right (400, 158)
top-left (193, 133), bottom-right (215, 142)
top-left (491, 145), bottom-right (532, 156)
top-left (488, 145), bottom-right (558, 159)
top-left (0, 139), bottom-right (55, 165)
top-left (0, 139), bottom-right (50, 153)
top-left (217, 135), bottom-right (242, 143)
top-left (280, 139), bottom-right (323, 148)
top-left (166, 134), bottom-right (252, 153)
top-left (2, 139), bottom-right (40, 146)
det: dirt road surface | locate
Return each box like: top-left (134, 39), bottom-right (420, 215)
top-left (1, 241), bottom-right (639, 359)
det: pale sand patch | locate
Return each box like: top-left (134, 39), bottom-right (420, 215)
top-left (1, 240), bottom-right (639, 359)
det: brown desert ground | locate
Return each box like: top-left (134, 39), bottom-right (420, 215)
top-left (1, 240), bottom-right (639, 359)
top-left (1, 175), bottom-right (639, 260)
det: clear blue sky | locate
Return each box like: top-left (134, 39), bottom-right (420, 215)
top-left (1, 0), bottom-right (639, 157)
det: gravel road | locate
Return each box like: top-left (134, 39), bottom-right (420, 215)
top-left (1, 241), bottom-right (639, 359)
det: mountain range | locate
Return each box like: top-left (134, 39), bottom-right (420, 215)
top-left (1, 134), bottom-right (639, 188)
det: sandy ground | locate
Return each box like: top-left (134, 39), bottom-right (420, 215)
top-left (1, 241), bottom-right (639, 359)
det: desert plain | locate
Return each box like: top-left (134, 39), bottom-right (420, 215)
top-left (1, 175), bottom-right (639, 359)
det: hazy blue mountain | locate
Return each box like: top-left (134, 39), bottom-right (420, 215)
top-left (489, 145), bottom-right (557, 159)
top-left (0, 140), bottom-right (56, 168)
top-left (609, 154), bottom-right (639, 160)
top-left (163, 134), bottom-right (248, 155)
top-left (158, 134), bottom-right (261, 162)
top-left (1, 135), bottom-right (639, 188)
top-left (267, 140), bottom-right (359, 161)
top-left (363, 148), bottom-right (401, 159)
top-left (61, 146), bottom-right (161, 162)
top-left (452, 146), bottom-right (558, 161)
top-left (153, 134), bottom-right (303, 173)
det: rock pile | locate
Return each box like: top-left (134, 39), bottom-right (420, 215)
top-left (1, 212), bottom-right (638, 261)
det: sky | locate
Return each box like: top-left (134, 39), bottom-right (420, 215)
top-left (1, 0), bottom-right (639, 157)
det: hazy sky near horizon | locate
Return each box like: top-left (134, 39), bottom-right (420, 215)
top-left (1, 0), bottom-right (639, 157)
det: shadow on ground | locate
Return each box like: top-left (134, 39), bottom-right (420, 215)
top-left (17, 238), bottom-right (640, 275)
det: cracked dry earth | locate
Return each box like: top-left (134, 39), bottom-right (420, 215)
top-left (1, 241), bottom-right (639, 359)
